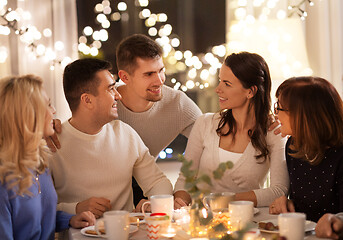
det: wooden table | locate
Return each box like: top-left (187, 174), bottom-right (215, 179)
top-left (68, 207), bottom-right (330, 240)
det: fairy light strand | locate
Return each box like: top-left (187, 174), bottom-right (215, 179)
top-left (79, 0), bottom-right (314, 91)
top-left (288, 0), bottom-right (314, 20)
top-left (0, 6), bottom-right (71, 69)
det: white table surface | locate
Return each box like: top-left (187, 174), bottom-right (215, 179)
top-left (68, 207), bottom-right (330, 240)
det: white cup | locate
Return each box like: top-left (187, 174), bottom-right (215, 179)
top-left (142, 194), bottom-right (174, 218)
top-left (95, 210), bottom-right (129, 240)
top-left (229, 201), bottom-right (254, 229)
top-left (203, 192), bottom-right (235, 211)
top-left (278, 212), bottom-right (306, 240)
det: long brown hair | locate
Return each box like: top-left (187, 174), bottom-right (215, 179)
top-left (276, 76), bottom-right (343, 165)
top-left (216, 52), bottom-right (272, 162)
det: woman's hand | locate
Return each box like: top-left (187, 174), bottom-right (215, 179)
top-left (173, 190), bottom-right (191, 209)
top-left (174, 197), bottom-right (188, 209)
top-left (315, 213), bottom-right (343, 239)
top-left (69, 211), bottom-right (96, 229)
top-left (269, 196), bottom-right (295, 214)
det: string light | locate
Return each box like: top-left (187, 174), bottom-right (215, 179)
top-left (79, 0), bottom-right (314, 91)
top-left (288, 0), bottom-right (314, 20)
top-left (0, 6), bottom-right (71, 69)
top-left (76, 1), bottom-right (225, 91)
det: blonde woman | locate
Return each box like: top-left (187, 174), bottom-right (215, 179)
top-left (0, 75), bottom-right (95, 239)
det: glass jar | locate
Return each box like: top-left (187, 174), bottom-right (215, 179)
top-left (188, 198), bottom-right (213, 237)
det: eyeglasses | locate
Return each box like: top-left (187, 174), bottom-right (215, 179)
top-left (274, 102), bottom-right (288, 114)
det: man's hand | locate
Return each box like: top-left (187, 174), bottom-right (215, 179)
top-left (69, 211), bottom-right (96, 229)
top-left (45, 119), bottom-right (62, 152)
top-left (174, 197), bottom-right (188, 209)
top-left (134, 199), bottom-right (150, 213)
top-left (316, 213), bottom-right (343, 239)
top-left (269, 196), bottom-right (295, 214)
top-left (76, 197), bottom-right (111, 219)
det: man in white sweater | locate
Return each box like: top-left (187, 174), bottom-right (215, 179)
top-left (47, 34), bottom-right (203, 207)
top-left (49, 58), bottom-right (173, 218)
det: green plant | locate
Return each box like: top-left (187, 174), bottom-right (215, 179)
top-left (178, 154), bottom-right (256, 240)
top-left (178, 154), bottom-right (234, 199)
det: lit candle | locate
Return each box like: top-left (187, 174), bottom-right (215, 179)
top-left (160, 225), bottom-right (176, 238)
top-left (201, 208), bottom-right (208, 218)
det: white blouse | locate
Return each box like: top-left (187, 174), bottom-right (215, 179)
top-left (174, 113), bottom-right (290, 207)
top-left (218, 148), bottom-right (242, 164)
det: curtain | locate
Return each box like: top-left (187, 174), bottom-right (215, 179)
top-left (225, 0), bottom-right (343, 96)
top-left (306, 0), bottom-right (343, 96)
top-left (0, 0), bottom-right (78, 121)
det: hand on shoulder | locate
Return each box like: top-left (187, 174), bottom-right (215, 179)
top-left (45, 118), bottom-right (62, 152)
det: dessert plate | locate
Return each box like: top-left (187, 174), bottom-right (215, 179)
top-left (80, 225), bottom-right (138, 238)
top-left (258, 218), bottom-right (316, 234)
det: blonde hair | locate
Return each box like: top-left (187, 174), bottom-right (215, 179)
top-left (0, 75), bottom-right (49, 196)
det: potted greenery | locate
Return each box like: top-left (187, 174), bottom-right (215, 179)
top-left (178, 154), bottom-right (233, 238)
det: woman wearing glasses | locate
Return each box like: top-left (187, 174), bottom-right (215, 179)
top-left (269, 77), bottom-right (343, 223)
top-left (0, 75), bottom-right (95, 239)
top-left (174, 52), bottom-right (289, 208)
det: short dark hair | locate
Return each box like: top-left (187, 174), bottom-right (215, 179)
top-left (63, 58), bottom-right (112, 112)
top-left (116, 34), bottom-right (163, 74)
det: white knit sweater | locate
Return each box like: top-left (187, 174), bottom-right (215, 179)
top-left (50, 120), bottom-right (173, 214)
top-left (117, 85), bottom-right (202, 157)
top-left (174, 113), bottom-right (289, 207)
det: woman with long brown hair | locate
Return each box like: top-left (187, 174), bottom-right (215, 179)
top-left (269, 76), bottom-right (343, 223)
top-left (174, 52), bottom-right (289, 207)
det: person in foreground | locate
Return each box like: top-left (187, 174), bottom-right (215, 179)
top-left (174, 52), bottom-right (289, 207)
top-left (49, 58), bottom-right (173, 218)
top-left (0, 75), bottom-right (95, 240)
top-left (269, 76), bottom-right (343, 223)
top-left (316, 213), bottom-right (343, 239)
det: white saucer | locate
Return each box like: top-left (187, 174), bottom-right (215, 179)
top-left (80, 225), bottom-right (138, 238)
top-left (258, 218), bottom-right (316, 234)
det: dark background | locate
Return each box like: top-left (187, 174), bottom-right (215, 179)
top-left (76, 0), bottom-right (226, 160)
top-left (76, 0), bottom-right (225, 69)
